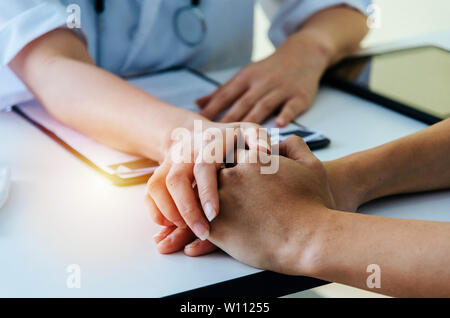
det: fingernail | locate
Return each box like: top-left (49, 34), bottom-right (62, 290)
top-left (152, 232), bottom-right (164, 243)
top-left (157, 235), bottom-right (171, 249)
top-left (275, 118), bottom-right (285, 127)
top-left (185, 239), bottom-right (201, 250)
top-left (204, 202), bottom-right (217, 222)
top-left (193, 222), bottom-right (210, 241)
top-left (258, 140), bottom-right (271, 154)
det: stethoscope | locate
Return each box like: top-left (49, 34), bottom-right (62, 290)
top-left (94, 0), bottom-right (207, 47)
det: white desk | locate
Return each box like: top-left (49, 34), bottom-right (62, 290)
top-left (1, 66), bottom-right (449, 297)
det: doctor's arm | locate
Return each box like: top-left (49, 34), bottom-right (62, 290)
top-left (198, 5), bottom-right (369, 126)
top-left (9, 28), bottom-right (259, 241)
top-left (206, 119), bottom-right (450, 297)
top-left (10, 28), bottom-right (192, 161)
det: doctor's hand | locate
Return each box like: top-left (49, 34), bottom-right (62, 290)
top-left (205, 137), bottom-right (337, 274)
top-left (146, 120), bottom-right (270, 254)
top-left (197, 34), bottom-right (331, 127)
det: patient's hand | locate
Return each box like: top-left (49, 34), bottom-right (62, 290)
top-left (153, 136), bottom-right (337, 267)
top-left (206, 137), bottom-right (336, 274)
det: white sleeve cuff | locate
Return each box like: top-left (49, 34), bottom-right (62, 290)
top-left (0, 1), bottom-right (68, 66)
top-left (268, 0), bottom-right (371, 47)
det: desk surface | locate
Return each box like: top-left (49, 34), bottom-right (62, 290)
top-left (1, 67), bottom-right (449, 297)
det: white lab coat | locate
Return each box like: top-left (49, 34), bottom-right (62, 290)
top-left (0, 0), bottom-right (370, 75)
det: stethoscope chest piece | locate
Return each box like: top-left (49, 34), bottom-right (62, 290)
top-left (174, 4), bottom-right (207, 47)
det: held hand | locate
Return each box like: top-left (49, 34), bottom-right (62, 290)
top-left (146, 120), bottom-right (270, 254)
top-left (201, 137), bottom-right (336, 274)
top-left (197, 36), bottom-right (330, 127)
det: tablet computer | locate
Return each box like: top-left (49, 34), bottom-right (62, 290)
top-left (323, 46), bottom-right (450, 124)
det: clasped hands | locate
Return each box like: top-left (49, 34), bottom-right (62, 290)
top-left (145, 35), bottom-right (336, 273)
top-left (146, 129), bottom-right (345, 275)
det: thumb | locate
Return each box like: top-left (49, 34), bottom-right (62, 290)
top-left (279, 136), bottom-right (312, 162)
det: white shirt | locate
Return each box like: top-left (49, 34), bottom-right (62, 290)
top-left (0, 0), bottom-right (370, 75)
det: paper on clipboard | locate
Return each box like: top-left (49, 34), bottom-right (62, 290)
top-left (14, 69), bottom-right (328, 185)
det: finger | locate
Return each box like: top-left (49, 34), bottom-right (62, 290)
top-left (218, 98), bottom-right (253, 123)
top-left (148, 162), bottom-right (186, 228)
top-left (196, 92), bottom-right (214, 108)
top-left (194, 162), bottom-right (219, 222)
top-left (200, 79), bottom-right (248, 120)
top-left (184, 239), bottom-right (218, 256)
top-left (166, 163), bottom-right (211, 240)
top-left (240, 123), bottom-right (271, 154)
top-left (157, 226), bottom-right (196, 254)
top-left (279, 136), bottom-right (311, 161)
top-left (242, 91), bottom-right (286, 124)
top-left (144, 189), bottom-right (173, 227)
top-left (275, 98), bottom-right (308, 127)
top-left (152, 225), bottom-right (176, 244)
top-left (219, 85), bottom-right (269, 123)
top-left (235, 148), bottom-right (273, 170)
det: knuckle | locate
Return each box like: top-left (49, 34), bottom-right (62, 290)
top-left (256, 100), bottom-right (273, 112)
top-left (234, 164), bottom-right (258, 181)
top-left (289, 136), bottom-right (304, 146)
top-left (239, 96), bottom-right (253, 107)
top-left (208, 92), bottom-right (227, 107)
top-left (216, 92), bottom-right (230, 103)
top-left (219, 168), bottom-right (239, 183)
top-left (145, 200), bottom-right (165, 225)
top-left (305, 156), bottom-right (322, 170)
top-left (294, 89), bottom-right (310, 105)
top-left (148, 176), bottom-right (162, 194)
top-left (263, 74), bottom-right (278, 85)
top-left (166, 170), bottom-right (184, 188)
top-left (177, 204), bottom-right (198, 221)
top-left (238, 68), bottom-right (252, 80)
top-left (149, 211), bottom-right (165, 225)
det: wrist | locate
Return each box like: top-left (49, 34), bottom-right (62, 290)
top-left (158, 114), bottom-right (213, 160)
top-left (276, 31), bottom-right (333, 73)
top-left (324, 146), bottom-right (397, 211)
top-left (285, 30), bottom-right (336, 68)
top-left (323, 156), bottom-right (369, 212)
top-left (283, 207), bottom-right (340, 277)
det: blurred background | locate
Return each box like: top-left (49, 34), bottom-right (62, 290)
top-left (253, 0), bottom-right (450, 61)
top-left (251, 0), bottom-right (450, 298)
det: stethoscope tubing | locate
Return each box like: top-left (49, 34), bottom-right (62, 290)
top-left (95, 0), bottom-right (206, 48)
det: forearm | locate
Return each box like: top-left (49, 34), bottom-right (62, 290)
top-left (304, 209), bottom-right (450, 297)
top-left (326, 119), bottom-right (450, 210)
top-left (281, 5), bottom-right (369, 68)
top-left (9, 28), bottom-right (203, 161)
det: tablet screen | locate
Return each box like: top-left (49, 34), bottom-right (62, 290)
top-left (326, 46), bottom-right (450, 120)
